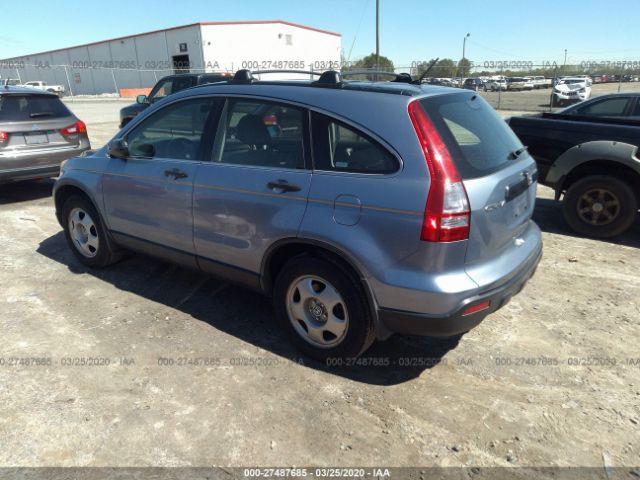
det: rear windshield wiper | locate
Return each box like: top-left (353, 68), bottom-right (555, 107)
top-left (508, 146), bottom-right (528, 160)
top-left (29, 112), bottom-right (54, 118)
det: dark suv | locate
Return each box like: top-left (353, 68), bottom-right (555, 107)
top-left (119, 73), bottom-right (231, 128)
top-left (0, 86), bottom-right (90, 183)
top-left (462, 78), bottom-right (484, 92)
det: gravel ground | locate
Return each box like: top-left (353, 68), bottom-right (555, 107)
top-left (0, 95), bottom-right (638, 473)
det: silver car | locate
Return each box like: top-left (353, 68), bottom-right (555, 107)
top-left (0, 86), bottom-right (90, 183)
top-left (53, 70), bottom-right (542, 360)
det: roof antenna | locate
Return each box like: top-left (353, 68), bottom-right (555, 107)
top-left (413, 57), bottom-right (439, 85)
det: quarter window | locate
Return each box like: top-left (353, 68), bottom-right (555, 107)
top-left (126, 98), bottom-right (217, 160)
top-left (310, 112), bottom-right (398, 173)
top-left (213, 99), bottom-right (305, 169)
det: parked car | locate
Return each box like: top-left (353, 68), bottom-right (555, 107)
top-left (484, 78), bottom-right (507, 91)
top-left (0, 86), bottom-right (90, 183)
top-left (522, 77), bottom-right (535, 90)
top-left (462, 78), bottom-right (484, 91)
top-left (508, 95), bottom-right (640, 237)
top-left (119, 72), bottom-right (231, 128)
top-left (552, 77), bottom-right (591, 106)
top-left (532, 76), bottom-right (551, 89)
top-left (507, 77), bottom-right (527, 91)
top-left (1, 78), bottom-right (21, 86)
top-left (55, 69), bottom-right (542, 360)
top-left (21, 80), bottom-right (66, 97)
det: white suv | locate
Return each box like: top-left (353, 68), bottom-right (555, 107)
top-left (552, 77), bottom-right (592, 106)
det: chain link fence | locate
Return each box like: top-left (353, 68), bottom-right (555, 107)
top-left (3, 60), bottom-right (640, 112)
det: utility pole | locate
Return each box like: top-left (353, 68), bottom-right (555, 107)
top-left (375, 0), bottom-right (380, 78)
top-left (462, 33), bottom-right (470, 78)
top-left (563, 49), bottom-right (567, 75)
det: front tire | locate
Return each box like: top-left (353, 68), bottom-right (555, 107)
top-left (273, 256), bottom-right (375, 360)
top-left (62, 195), bottom-right (120, 267)
top-left (563, 175), bottom-right (637, 238)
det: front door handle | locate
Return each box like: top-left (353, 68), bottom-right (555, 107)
top-left (164, 168), bottom-right (188, 180)
top-left (267, 180), bottom-right (301, 193)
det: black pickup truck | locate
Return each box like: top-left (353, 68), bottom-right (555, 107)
top-left (119, 72), bottom-right (230, 128)
top-left (508, 93), bottom-right (640, 238)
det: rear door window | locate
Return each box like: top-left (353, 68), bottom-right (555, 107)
top-left (213, 99), bottom-right (306, 169)
top-left (420, 93), bottom-right (524, 179)
top-left (574, 97), bottom-right (630, 116)
top-left (311, 112), bottom-right (398, 174)
top-left (0, 94), bottom-right (71, 121)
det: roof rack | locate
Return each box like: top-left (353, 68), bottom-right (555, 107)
top-left (223, 68), bottom-right (426, 96)
top-left (230, 69), bottom-right (325, 84)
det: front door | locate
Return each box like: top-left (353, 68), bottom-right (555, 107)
top-left (102, 97), bottom-right (218, 267)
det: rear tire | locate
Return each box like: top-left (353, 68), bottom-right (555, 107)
top-left (273, 256), bottom-right (375, 361)
top-left (563, 175), bottom-right (637, 238)
top-left (62, 195), bottom-right (120, 267)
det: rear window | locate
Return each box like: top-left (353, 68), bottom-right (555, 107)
top-left (419, 93), bottom-right (524, 179)
top-left (0, 94), bottom-right (71, 121)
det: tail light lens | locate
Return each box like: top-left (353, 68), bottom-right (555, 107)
top-left (60, 120), bottom-right (87, 136)
top-left (408, 101), bottom-right (471, 242)
top-left (0, 131), bottom-right (8, 144)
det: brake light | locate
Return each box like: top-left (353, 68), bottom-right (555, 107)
top-left (408, 101), bottom-right (471, 242)
top-left (60, 120), bottom-right (87, 136)
top-left (462, 300), bottom-right (491, 316)
top-left (0, 131), bottom-right (8, 144)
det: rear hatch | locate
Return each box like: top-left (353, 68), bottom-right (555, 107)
top-left (0, 93), bottom-right (81, 166)
top-left (420, 92), bottom-right (539, 287)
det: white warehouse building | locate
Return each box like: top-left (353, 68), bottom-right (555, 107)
top-left (0, 20), bottom-right (342, 95)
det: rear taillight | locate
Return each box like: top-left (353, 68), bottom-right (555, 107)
top-left (0, 131), bottom-right (8, 144)
top-left (408, 100), bottom-right (470, 242)
top-left (60, 120), bottom-right (87, 136)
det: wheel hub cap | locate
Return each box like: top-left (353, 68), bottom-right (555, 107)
top-left (68, 208), bottom-right (99, 258)
top-left (286, 275), bottom-right (349, 348)
top-left (577, 188), bottom-right (620, 226)
top-left (307, 299), bottom-right (328, 323)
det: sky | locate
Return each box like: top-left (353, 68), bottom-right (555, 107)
top-left (1, 0), bottom-right (638, 66)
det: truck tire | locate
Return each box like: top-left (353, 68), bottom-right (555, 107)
top-left (563, 175), bottom-right (638, 238)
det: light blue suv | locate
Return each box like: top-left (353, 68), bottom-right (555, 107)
top-left (54, 70), bottom-right (542, 360)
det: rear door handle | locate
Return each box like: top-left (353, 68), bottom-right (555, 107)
top-left (164, 168), bottom-right (188, 179)
top-left (267, 180), bottom-right (301, 193)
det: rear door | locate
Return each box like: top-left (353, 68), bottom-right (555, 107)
top-left (192, 97), bottom-right (312, 275)
top-left (0, 93), bottom-right (80, 169)
top-left (420, 93), bottom-right (539, 286)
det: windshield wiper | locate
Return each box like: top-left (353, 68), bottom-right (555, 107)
top-left (29, 112), bottom-right (54, 118)
top-left (508, 146), bottom-right (528, 160)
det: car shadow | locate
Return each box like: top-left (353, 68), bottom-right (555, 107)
top-left (37, 231), bottom-right (462, 386)
top-left (0, 179), bottom-right (54, 204)
top-left (533, 197), bottom-right (640, 248)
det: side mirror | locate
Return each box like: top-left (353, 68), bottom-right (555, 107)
top-left (136, 94), bottom-right (147, 104)
top-left (107, 139), bottom-right (129, 159)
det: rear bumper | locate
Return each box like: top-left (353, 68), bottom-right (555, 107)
top-left (0, 146), bottom-right (89, 183)
top-left (0, 164), bottom-right (62, 183)
top-left (378, 243), bottom-right (542, 337)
